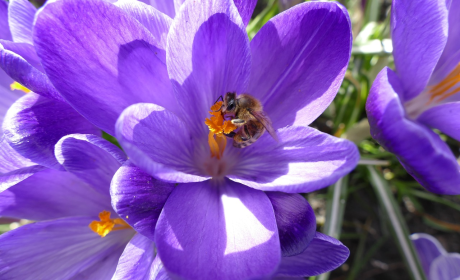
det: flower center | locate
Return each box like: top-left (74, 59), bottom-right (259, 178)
top-left (10, 82), bottom-right (31, 93)
top-left (204, 101), bottom-right (237, 159)
top-left (89, 210), bottom-right (131, 237)
top-left (427, 62), bottom-right (460, 104)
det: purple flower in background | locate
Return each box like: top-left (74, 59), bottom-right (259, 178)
top-left (411, 233), bottom-right (460, 280)
top-left (32, 0), bottom-right (358, 278)
top-left (366, 0), bottom-right (460, 194)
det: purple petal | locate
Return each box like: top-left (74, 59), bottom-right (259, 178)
top-left (0, 137), bottom-right (33, 173)
top-left (431, 0), bottom-right (460, 85)
top-left (0, 41), bottom-right (63, 101)
top-left (248, 2), bottom-right (351, 128)
top-left (34, 0), bottom-right (175, 135)
top-left (151, 255), bottom-right (173, 280)
top-left (410, 233), bottom-right (446, 276)
top-left (142, 0), bottom-right (181, 19)
top-left (0, 0), bottom-right (12, 40)
top-left (0, 217), bottom-right (133, 279)
top-left (391, 0), bottom-right (449, 101)
top-left (155, 179), bottom-right (280, 280)
top-left (266, 192), bottom-right (316, 257)
top-left (116, 103), bottom-right (208, 183)
top-left (0, 168), bottom-right (112, 221)
top-left (0, 71), bottom-right (22, 132)
top-left (55, 134), bottom-right (125, 196)
top-left (417, 102), bottom-right (460, 142)
top-left (112, 233), bottom-right (156, 280)
top-left (366, 67), bottom-right (460, 194)
top-left (276, 232), bottom-right (349, 277)
top-left (0, 164), bottom-right (44, 191)
top-left (110, 160), bottom-right (175, 240)
top-left (8, 0), bottom-right (36, 44)
top-left (167, 0), bottom-right (251, 137)
top-left (429, 253), bottom-right (460, 280)
top-left (2, 93), bottom-right (100, 169)
top-left (228, 126), bottom-right (359, 193)
top-left (115, 0), bottom-right (172, 50)
top-left (233, 0), bottom-right (257, 26)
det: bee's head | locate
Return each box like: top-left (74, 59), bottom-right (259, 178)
top-left (223, 92), bottom-right (237, 113)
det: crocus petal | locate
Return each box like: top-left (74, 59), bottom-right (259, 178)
top-left (167, 0), bottom-right (251, 137)
top-left (0, 217), bottom-right (133, 280)
top-left (0, 70), bottom-right (22, 130)
top-left (151, 255), bottom-right (173, 280)
top-left (410, 233), bottom-right (446, 276)
top-left (228, 126), bottom-right (359, 193)
top-left (55, 134), bottom-right (126, 196)
top-left (248, 2), bottom-right (351, 128)
top-left (115, 0), bottom-right (172, 50)
top-left (0, 41), bottom-right (63, 101)
top-left (266, 192), bottom-right (316, 257)
top-left (8, 0), bottom-right (36, 45)
top-left (431, 0), bottom-right (460, 84)
top-left (0, 0), bottom-right (12, 40)
top-left (366, 67), bottom-right (460, 194)
top-left (142, 0), bottom-right (181, 19)
top-left (391, 0), bottom-right (449, 101)
top-left (34, 0), bottom-right (175, 135)
top-left (0, 137), bottom-right (33, 173)
top-left (233, 0), bottom-right (257, 26)
top-left (116, 103), bottom-right (208, 183)
top-left (0, 164), bottom-right (44, 192)
top-left (276, 232), bottom-right (349, 277)
top-left (2, 93), bottom-right (100, 169)
top-left (112, 233), bottom-right (156, 280)
top-left (417, 102), bottom-right (460, 142)
top-left (111, 160), bottom-right (175, 240)
top-left (155, 179), bottom-right (280, 280)
top-left (429, 253), bottom-right (460, 280)
top-left (0, 168), bottom-right (112, 221)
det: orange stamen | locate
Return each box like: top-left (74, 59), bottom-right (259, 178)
top-left (10, 82), bottom-right (31, 93)
top-left (204, 101), bottom-right (237, 159)
top-left (89, 210), bottom-right (131, 237)
top-left (427, 63), bottom-right (460, 103)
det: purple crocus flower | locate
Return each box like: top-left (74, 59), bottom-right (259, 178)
top-left (32, 0), bottom-right (358, 278)
top-left (0, 133), bottom-right (158, 279)
top-left (411, 233), bottom-right (460, 280)
top-left (366, 0), bottom-right (460, 194)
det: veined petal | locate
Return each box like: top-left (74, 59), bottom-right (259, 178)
top-left (116, 103), bottom-right (208, 183)
top-left (115, 0), bottom-right (172, 50)
top-left (410, 233), bottom-right (446, 276)
top-left (0, 164), bottom-right (44, 192)
top-left (249, 2), bottom-right (351, 128)
top-left (0, 70), bottom-right (22, 134)
top-left (167, 0), bottom-right (251, 138)
top-left (0, 217), bottom-right (133, 280)
top-left (228, 126), bottom-right (359, 193)
top-left (141, 0), bottom-right (181, 19)
top-left (0, 0), bottom-right (12, 41)
top-left (34, 0), bottom-right (175, 135)
top-left (155, 179), bottom-right (280, 280)
top-left (429, 253), bottom-right (460, 280)
top-left (55, 134), bottom-right (125, 196)
top-left (366, 67), bottom-right (460, 194)
top-left (8, 0), bottom-right (36, 45)
top-left (391, 0), bottom-right (449, 101)
top-left (0, 168), bottom-right (112, 221)
top-left (111, 160), bottom-right (175, 240)
top-left (0, 137), bottom-right (34, 173)
top-left (417, 102), bottom-right (460, 142)
top-left (276, 232), bottom-right (349, 277)
top-left (233, 0), bottom-right (257, 26)
top-left (112, 233), bottom-right (156, 280)
top-left (2, 93), bottom-right (100, 169)
top-left (266, 192), bottom-right (316, 257)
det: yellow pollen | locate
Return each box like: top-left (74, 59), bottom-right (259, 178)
top-left (204, 101), bottom-right (237, 159)
top-left (89, 210), bottom-right (131, 237)
top-left (427, 63), bottom-right (460, 103)
top-left (10, 82), bottom-right (31, 93)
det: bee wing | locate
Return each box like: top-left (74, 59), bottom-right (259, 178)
top-left (249, 110), bottom-right (279, 142)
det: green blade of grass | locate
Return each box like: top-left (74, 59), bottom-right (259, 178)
top-left (367, 167), bottom-right (426, 280)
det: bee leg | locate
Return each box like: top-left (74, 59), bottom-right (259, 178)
top-left (224, 131), bottom-right (236, 138)
top-left (231, 119), bottom-right (245, 124)
top-left (240, 125), bottom-right (252, 141)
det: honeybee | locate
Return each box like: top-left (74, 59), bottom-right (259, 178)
top-left (214, 92), bottom-right (278, 148)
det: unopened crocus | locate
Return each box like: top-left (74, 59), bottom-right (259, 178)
top-left (33, 0), bottom-right (358, 278)
top-left (411, 233), bottom-right (460, 280)
top-left (0, 134), bottom-right (165, 279)
top-left (366, 0), bottom-right (460, 194)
